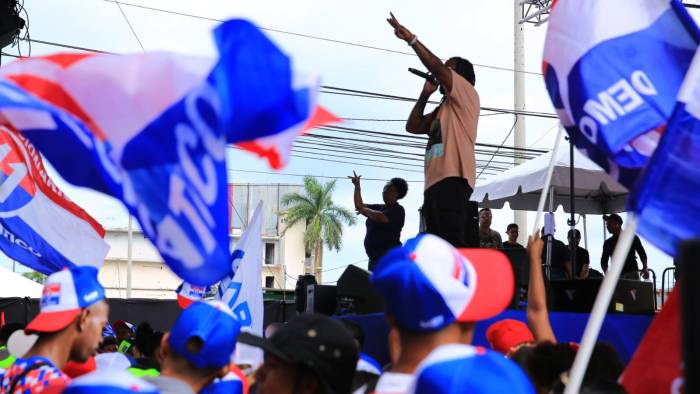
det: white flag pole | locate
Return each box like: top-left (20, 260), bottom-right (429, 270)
top-left (531, 125), bottom-right (564, 238)
top-left (564, 215), bottom-right (638, 394)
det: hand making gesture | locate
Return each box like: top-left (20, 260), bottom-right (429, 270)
top-left (387, 12), bottom-right (415, 43)
top-left (348, 171), bottom-right (362, 188)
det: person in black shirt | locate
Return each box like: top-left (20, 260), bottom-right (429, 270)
top-left (502, 223), bottom-right (524, 249)
top-left (541, 228), bottom-right (572, 280)
top-left (567, 229), bottom-right (590, 279)
top-left (350, 172), bottom-right (407, 271)
top-left (601, 214), bottom-right (648, 280)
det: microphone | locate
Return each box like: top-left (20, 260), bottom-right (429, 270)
top-left (408, 68), bottom-right (438, 84)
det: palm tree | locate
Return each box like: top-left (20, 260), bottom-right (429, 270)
top-left (282, 176), bottom-right (356, 282)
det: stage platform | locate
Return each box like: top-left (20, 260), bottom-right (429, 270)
top-left (343, 310), bottom-right (653, 367)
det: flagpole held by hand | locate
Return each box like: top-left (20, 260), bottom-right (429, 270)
top-left (564, 215), bottom-right (639, 394)
top-left (531, 124), bottom-right (564, 239)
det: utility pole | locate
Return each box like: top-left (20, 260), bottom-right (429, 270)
top-left (126, 215), bottom-right (133, 299)
top-left (514, 0), bottom-right (528, 244)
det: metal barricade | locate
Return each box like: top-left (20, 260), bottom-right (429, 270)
top-left (639, 268), bottom-right (658, 311)
top-left (661, 266), bottom-right (677, 306)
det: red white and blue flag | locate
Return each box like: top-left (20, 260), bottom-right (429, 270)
top-left (542, 0), bottom-right (699, 187)
top-left (0, 124), bottom-right (107, 274)
top-left (0, 20), bottom-right (335, 285)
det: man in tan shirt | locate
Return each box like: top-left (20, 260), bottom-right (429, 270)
top-left (388, 13), bottom-right (479, 247)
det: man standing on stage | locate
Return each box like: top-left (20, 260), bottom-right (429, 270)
top-left (350, 171), bottom-right (407, 271)
top-left (388, 13), bottom-right (479, 248)
top-left (601, 214), bottom-right (649, 280)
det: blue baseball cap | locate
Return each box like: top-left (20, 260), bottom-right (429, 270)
top-left (371, 234), bottom-right (514, 331)
top-left (26, 266), bottom-right (105, 333)
top-left (168, 300), bottom-right (241, 369)
top-left (409, 344), bottom-right (534, 394)
top-left (63, 368), bottom-right (158, 394)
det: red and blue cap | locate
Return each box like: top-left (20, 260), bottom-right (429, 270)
top-left (408, 344), bottom-right (534, 394)
top-left (63, 368), bottom-right (159, 394)
top-left (26, 266), bottom-right (105, 333)
top-left (371, 234), bottom-right (514, 331)
top-left (169, 300), bottom-right (241, 369)
top-left (176, 281), bottom-right (212, 309)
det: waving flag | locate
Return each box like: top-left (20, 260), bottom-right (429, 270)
top-left (0, 124), bottom-right (107, 274)
top-left (542, 0), bottom-right (699, 187)
top-left (0, 20), bottom-right (335, 285)
top-left (630, 46), bottom-right (700, 254)
top-left (176, 281), bottom-right (212, 309)
top-left (218, 202), bottom-right (264, 368)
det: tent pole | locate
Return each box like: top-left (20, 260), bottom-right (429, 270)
top-left (583, 214), bottom-right (588, 250)
top-left (569, 138), bottom-right (577, 279)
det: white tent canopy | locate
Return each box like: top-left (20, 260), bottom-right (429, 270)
top-left (472, 146), bottom-right (628, 214)
top-left (0, 266), bottom-right (43, 298)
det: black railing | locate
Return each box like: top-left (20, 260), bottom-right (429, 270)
top-left (661, 266), bottom-right (677, 306)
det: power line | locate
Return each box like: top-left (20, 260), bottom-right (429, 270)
top-left (113, 0), bottom-right (145, 51)
top-left (225, 168), bottom-right (423, 183)
top-left (11, 39), bottom-right (556, 121)
top-left (477, 118), bottom-right (518, 180)
top-left (100, 0), bottom-right (542, 76)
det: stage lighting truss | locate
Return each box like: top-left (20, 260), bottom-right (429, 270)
top-left (519, 0), bottom-right (552, 26)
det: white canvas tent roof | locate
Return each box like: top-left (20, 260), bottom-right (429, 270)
top-left (472, 147), bottom-right (628, 214)
top-left (0, 266), bottom-right (43, 298)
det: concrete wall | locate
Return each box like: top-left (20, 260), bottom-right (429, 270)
top-left (99, 184), bottom-right (309, 299)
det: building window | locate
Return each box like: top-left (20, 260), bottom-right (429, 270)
top-left (265, 276), bottom-right (275, 288)
top-left (265, 243), bottom-right (275, 265)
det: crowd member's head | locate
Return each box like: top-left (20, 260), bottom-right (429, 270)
top-left (113, 320), bottom-right (134, 343)
top-left (157, 300), bottom-right (240, 393)
top-left (445, 57), bottom-right (475, 87)
top-left (515, 341), bottom-right (577, 394)
top-left (239, 313), bottom-right (359, 394)
top-left (98, 336), bottom-right (118, 353)
top-left (0, 323), bottom-right (25, 347)
top-left (603, 214), bottom-right (623, 236)
top-left (339, 318), bottom-right (382, 391)
top-left (383, 177), bottom-right (409, 204)
top-left (550, 343), bottom-right (625, 394)
top-left (372, 233), bottom-right (514, 373)
top-left (12, 266), bottom-right (108, 368)
top-left (506, 223), bottom-right (520, 243)
top-left (478, 208), bottom-right (493, 229)
top-left (339, 318), bottom-right (365, 350)
top-left (486, 319), bottom-right (534, 356)
top-left (408, 344), bottom-right (533, 394)
top-left (567, 229), bottom-right (582, 247)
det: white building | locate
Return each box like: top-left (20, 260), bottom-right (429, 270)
top-left (99, 183), bottom-right (310, 299)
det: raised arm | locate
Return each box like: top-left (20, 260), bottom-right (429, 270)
top-left (405, 84), bottom-right (436, 134)
top-left (387, 13), bottom-right (453, 92)
top-left (527, 231), bottom-right (557, 344)
top-left (349, 171), bottom-right (366, 212)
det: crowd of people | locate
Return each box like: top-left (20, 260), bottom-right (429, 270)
top-left (0, 229), bottom-right (630, 394)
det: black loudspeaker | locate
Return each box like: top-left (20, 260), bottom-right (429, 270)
top-left (499, 247), bottom-right (530, 309)
top-left (336, 265), bottom-right (384, 315)
top-left (304, 284), bottom-right (337, 315)
top-left (550, 279), bottom-right (654, 314)
top-left (464, 201), bottom-right (479, 248)
top-left (295, 274), bottom-right (317, 313)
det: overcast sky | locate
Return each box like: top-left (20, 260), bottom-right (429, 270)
top-left (2, 0), bottom-right (691, 286)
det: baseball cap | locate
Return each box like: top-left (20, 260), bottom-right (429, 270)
top-left (485, 319), bottom-right (534, 355)
top-left (64, 356), bottom-right (97, 378)
top-left (371, 234), bottom-right (514, 332)
top-left (176, 281), bottom-right (211, 309)
top-left (238, 313), bottom-right (359, 394)
top-left (168, 300), bottom-right (241, 369)
top-left (63, 368), bottom-right (158, 394)
top-left (603, 213), bottom-right (623, 224)
top-left (26, 266), bottom-right (105, 333)
top-left (408, 344), bottom-right (534, 394)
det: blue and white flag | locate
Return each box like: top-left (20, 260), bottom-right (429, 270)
top-left (631, 47), bottom-right (700, 255)
top-left (542, 0), bottom-right (699, 187)
top-left (218, 202), bottom-right (264, 368)
top-left (0, 20), bottom-right (333, 285)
